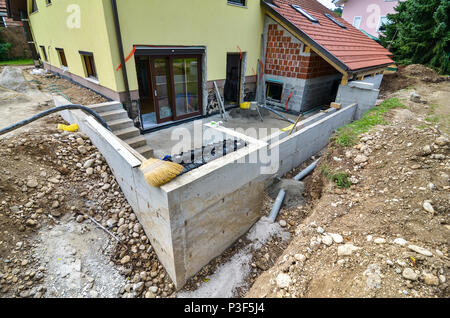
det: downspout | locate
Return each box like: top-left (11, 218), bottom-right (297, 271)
top-left (111, 0), bottom-right (132, 119)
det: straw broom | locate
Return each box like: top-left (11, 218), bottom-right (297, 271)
top-left (140, 158), bottom-right (184, 187)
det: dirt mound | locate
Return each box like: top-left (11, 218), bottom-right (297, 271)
top-left (380, 64), bottom-right (446, 95)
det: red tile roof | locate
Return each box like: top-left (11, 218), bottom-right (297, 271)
top-left (264, 0), bottom-right (394, 72)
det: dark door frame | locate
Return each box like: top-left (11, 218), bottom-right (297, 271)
top-left (137, 54), bottom-right (203, 125)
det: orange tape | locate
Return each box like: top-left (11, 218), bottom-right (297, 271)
top-left (237, 45), bottom-right (243, 60)
top-left (116, 46), bottom-right (136, 71)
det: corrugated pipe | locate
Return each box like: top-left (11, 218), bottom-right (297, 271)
top-left (0, 105), bottom-right (111, 136)
top-left (269, 158), bottom-right (320, 223)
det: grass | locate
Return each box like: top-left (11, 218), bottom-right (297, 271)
top-left (321, 164), bottom-right (351, 189)
top-left (335, 98), bottom-right (406, 148)
top-left (0, 59), bottom-right (34, 66)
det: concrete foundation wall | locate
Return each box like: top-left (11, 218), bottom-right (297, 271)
top-left (54, 96), bottom-right (268, 288)
top-left (360, 74), bottom-right (384, 90)
top-left (335, 81), bottom-right (380, 119)
top-left (270, 104), bottom-right (358, 177)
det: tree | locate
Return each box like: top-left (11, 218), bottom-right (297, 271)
top-left (380, 0), bottom-right (450, 74)
top-left (333, 7), bottom-right (343, 17)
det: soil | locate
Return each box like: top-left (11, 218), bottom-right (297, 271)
top-left (246, 80), bottom-right (450, 298)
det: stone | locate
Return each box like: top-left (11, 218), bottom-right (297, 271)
top-left (106, 218), bottom-right (117, 228)
top-left (435, 136), bottom-right (448, 146)
top-left (374, 238), bottom-right (386, 244)
top-left (48, 178), bottom-right (60, 184)
top-left (410, 92), bottom-right (421, 103)
top-left (145, 291), bottom-right (156, 298)
top-left (422, 273), bottom-right (439, 286)
top-left (329, 233), bottom-right (344, 244)
top-left (25, 219), bottom-right (37, 227)
top-left (294, 254), bottom-right (305, 262)
top-left (133, 282), bottom-right (145, 293)
top-left (276, 273), bottom-right (291, 289)
top-left (423, 201), bottom-right (435, 214)
top-left (354, 155), bottom-right (368, 164)
top-left (133, 223), bottom-right (142, 233)
top-left (102, 184), bottom-right (111, 191)
top-left (317, 227), bottom-right (324, 234)
top-left (26, 179), bottom-right (38, 188)
top-left (408, 245), bottom-right (433, 257)
top-left (422, 145), bottom-right (432, 155)
top-left (52, 201), bottom-right (60, 209)
top-left (77, 146), bottom-right (87, 154)
top-left (322, 235), bottom-right (333, 246)
top-left (120, 255), bottom-right (131, 264)
top-left (83, 159), bottom-right (95, 169)
top-left (279, 220), bottom-right (287, 227)
top-left (338, 244), bottom-right (360, 256)
top-left (402, 268), bottom-right (418, 281)
top-left (86, 168), bottom-right (94, 175)
top-left (393, 238), bottom-right (407, 246)
top-left (76, 215), bottom-right (84, 223)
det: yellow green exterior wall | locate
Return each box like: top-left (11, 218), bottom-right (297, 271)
top-left (28, 0), bottom-right (119, 92)
top-left (28, 0), bottom-right (265, 96)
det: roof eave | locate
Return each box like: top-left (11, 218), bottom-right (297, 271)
top-left (261, 0), bottom-right (350, 75)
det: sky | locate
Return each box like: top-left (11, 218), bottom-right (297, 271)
top-left (317, 0), bottom-right (337, 10)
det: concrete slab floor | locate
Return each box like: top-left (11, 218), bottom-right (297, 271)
top-left (144, 110), bottom-right (302, 159)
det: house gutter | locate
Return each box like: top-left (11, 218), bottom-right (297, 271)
top-left (111, 0), bottom-right (132, 117)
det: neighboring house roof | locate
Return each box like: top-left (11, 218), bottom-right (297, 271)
top-left (262, 0), bottom-right (393, 74)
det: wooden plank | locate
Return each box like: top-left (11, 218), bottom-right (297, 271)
top-left (213, 81), bottom-right (228, 121)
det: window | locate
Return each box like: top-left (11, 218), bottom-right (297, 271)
top-left (324, 13), bottom-right (346, 29)
top-left (31, 0), bottom-right (38, 13)
top-left (228, 0), bottom-right (246, 6)
top-left (353, 16), bottom-right (362, 29)
top-left (378, 16), bottom-right (390, 32)
top-left (291, 4), bottom-right (319, 23)
top-left (46, 0), bottom-right (52, 5)
top-left (56, 48), bottom-right (68, 67)
top-left (40, 46), bottom-right (48, 61)
top-left (266, 81), bottom-right (283, 102)
top-left (80, 51), bottom-right (97, 79)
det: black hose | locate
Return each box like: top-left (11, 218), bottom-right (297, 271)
top-left (0, 104), bottom-right (111, 137)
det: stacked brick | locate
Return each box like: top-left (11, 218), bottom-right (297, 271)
top-left (265, 24), bottom-right (338, 80)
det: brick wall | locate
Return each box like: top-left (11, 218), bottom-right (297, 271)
top-left (1, 0), bottom-right (23, 27)
top-left (265, 24), bottom-right (338, 80)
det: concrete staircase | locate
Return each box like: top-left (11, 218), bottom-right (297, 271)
top-left (89, 102), bottom-right (153, 159)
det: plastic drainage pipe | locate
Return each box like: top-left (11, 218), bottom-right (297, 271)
top-left (293, 159), bottom-right (320, 181)
top-left (268, 189), bottom-right (286, 222)
top-left (269, 158), bottom-right (321, 223)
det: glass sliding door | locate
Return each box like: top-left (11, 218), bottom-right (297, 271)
top-left (140, 55), bottom-right (202, 125)
top-left (152, 58), bottom-right (173, 122)
top-left (173, 57), bottom-right (201, 118)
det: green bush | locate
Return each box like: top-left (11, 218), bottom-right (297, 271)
top-left (335, 98), bottom-right (406, 148)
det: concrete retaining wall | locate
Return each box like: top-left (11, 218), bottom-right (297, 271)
top-left (335, 81), bottom-right (380, 120)
top-left (270, 104), bottom-right (357, 177)
top-left (54, 96), bottom-right (268, 288)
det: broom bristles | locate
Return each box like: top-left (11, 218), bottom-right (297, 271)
top-left (140, 158), bottom-right (184, 187)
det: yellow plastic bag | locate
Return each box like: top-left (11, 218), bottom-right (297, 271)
top-left (240, 102), bottom-right (251, 110)
top-left (57, 123), bottom-right (79, 132)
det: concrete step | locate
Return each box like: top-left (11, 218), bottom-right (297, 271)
top-left (89, 101), bottom-right (123, 114)
top-left (115, 126), bottom-right (141, 140)
top-left (109, 118), bottom-right (135, 132)
top-left (124, 135), bottom-right (147, 149)
top-left (100, 109), bottom-right (128, 122)
top-left (135, 145), bottom-right (154, 159)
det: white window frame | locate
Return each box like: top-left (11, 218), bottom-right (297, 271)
top-left (353, 16), bottom-right (362, 29)
top-left (377, 16), bottom-right (389, 32)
